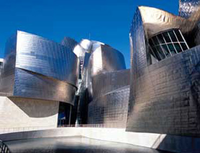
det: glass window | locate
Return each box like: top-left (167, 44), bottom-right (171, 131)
top-left (169, 31), bottom-right (177, 42)
top-left (174, 30), bottom-right (184, 41)
top-left (180, 43), bottom-right (188, 50)
top-left (161, 45), bottom-right (170, 57)
top-left (174, 43), bottom-right (182, 53)
top-left (167, 44), bottom-right (176, 54)
top-left (157, 34), bottom-right (165, 43)
top-left (149, 39), bottom-right (154, 46)
top-left (148, 29), bottom-right (189, 63)
top-left (163, 33), bottom-right (171, 42)
top-left (153, 37), bottom-right (159, 45)
top-left (152, 47), bottom-right (161, 60)
top-left (156, 46), bottom-right (165, 59)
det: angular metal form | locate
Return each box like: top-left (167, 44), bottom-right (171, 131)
top-left (0, 31), bottom-right (79, 104)
top-left (127, 6), bottom-right (200, 136)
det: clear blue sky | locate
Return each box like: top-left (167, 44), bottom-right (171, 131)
top-left (0, 0), bottom-right (178, 68)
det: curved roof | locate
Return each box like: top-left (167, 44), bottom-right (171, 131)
top-left (138, 6), bottom-right (200, 38)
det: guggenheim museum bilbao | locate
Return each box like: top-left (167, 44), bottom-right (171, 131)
top-left (0, 0), bottom-right (200, 140)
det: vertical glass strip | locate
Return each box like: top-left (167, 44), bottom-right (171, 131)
top-left (161, 33), bottom-right (172, 56)
top-left (178, 29), bottom-right (190, 49)
top-left (167, 32), bottom-right (178, 54)
top-left (173, 30), bottom-right (184, 52)
top-left (155, 36), bottom-right (166, 58)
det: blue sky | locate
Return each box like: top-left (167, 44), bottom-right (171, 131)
top-left (0, 0), bottom-right (178, 68)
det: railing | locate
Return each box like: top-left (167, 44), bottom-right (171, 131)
top-left (0, 140), bottom-right (11, 153)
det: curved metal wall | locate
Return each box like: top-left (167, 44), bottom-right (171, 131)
top-left (79, 39), bottom-right (104, 53)
top-left (128, 6), bottom-right (200, 136)
top-left (88, 86), bottom-right (130, 128)
top-left (88, 45), bottom-right (126, 77)
top-left (0, 35), bottom-right (17, 96)
top-left (16, 31), bottom-right (78, 86)
top-left (87, 69), bottom-right (130, 127)
top-left (0, 31), bottom-right (79, 104)
top-left (61, 37), bottom-right (86, 60)
top-left (92, 69), bottom-right (130, 99)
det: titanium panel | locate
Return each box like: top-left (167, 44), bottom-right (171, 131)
top-left (61, 37), bottom-right (78, 50)
top-left (80, 39), bottom-right (104, 53)
top-left (87, 68), bottom-right (130, 128)
top-left (127, 5), bottom-right (200, 136)
top-left (138, 6), bottom-right (200, 39)
top-left (0, 35), bottom-right (17, 96)
top-left (16, 31), bottom-right (78, 86)
top-left (127, 45), bottom-right (200, 136)
top-left (0, 31), bottom-right (78, 104)
top-left (61, 37), bottom-right (86, 59)
top-left (179, 0), bottom-right (200, 18)
top-left (92, 69), bottom-right (130, 99)
top-left (88, 86), bottom-right (130, 128)
top-left (88, 45), bottom-right (126, 77)
top-left (14, 69), bottom-right (76, 104)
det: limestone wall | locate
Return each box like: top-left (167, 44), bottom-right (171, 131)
top-left (0, 96), bottom-right (59, 130)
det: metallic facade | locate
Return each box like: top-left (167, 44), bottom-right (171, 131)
top-left (88, 70), bottom-right (130, 127)
top-left (127, 5), bottom-right (200, 136)
top-left (0, 31), bottom-right (79, 104)
top-left (82, 41), bottom-right (128, 127)
top-left (179, 0), bottom-right (200, 18)
top-left (88, 45), bottom-right (126, 77)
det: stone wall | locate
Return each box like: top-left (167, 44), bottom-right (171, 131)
top-left (0, 96), bottom-right (59, 130)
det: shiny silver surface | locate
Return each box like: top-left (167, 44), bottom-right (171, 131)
top-left (0, 31), bottom-right (79, 104)
top-left (92, 69), bottom-right (130, 99)
top-left (77, 39), bottom-right (129, 127)
top-left (88, 69), bottom-right (130, 127)
top-left (61, 37), bottom-right (86, 59)
top-left (79, 39), bottom-right (104, 53)
top-left (16, 31), bottom-right (78, 86)
top-left (179, 0), bottom-right (200, 18)
top-left (88, 45), bottom-right (126, 77)
top-left (0, 35), bottom-right (17, 96)
top-left (88, 85), bottom-right (130, 128)
top-left (127, 5), bottom-right (200, 136)
top-left (138, 6), bottom-right (200, 38)
top-left (84, 44), bottom-right (126, 104)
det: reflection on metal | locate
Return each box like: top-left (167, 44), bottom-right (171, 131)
top-left (79, 39), bottom-right (104, 53)
top-left (179, 0), bottom-right (200, 18)
top-left (127, 4), bottom-right (200, 136)
top-left (137, 6), bottom-right (200, 38)
top-left (72, 37), bottom-right (129, 127)
top-left (87, 70), bottom-right (130, 127)
top-left (61, 37), bottom-right (86, 59)
top-left (0, 31), bottom-right (78, 104)
top-left (0, 29), bottom-right (129, 128)
top-left (92, 70), bottom-right (130, 99)
top-left (88, 45), bottom-right (126, 77)
top-left (88, 85), bottom-right (130, 128)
